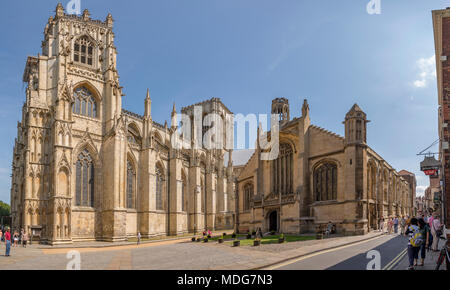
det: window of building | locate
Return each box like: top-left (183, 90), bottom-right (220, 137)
top-left (72, 87), bottom-right (97, 118)
top-left (74, 36), bottom-right (94, 66)
top-left (272, 143), bottom-right (293, 195)
top-left (156, 165), bottom-right (164, 211)
top-left (243, 183), bottom-right (253, 211)
top-left (75, 149), bottom-right (94, 207)
top-left (314, 162), bottom-right (337, 201)
top-left (126, 159), bottom-right (135, 209)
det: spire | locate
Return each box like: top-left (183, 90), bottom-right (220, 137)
top-left (105, 13), bottom-right (114, 28)
top-left (144, 89), bottom-right (152, 119)
top-left (302, 99), bottom-right (309, 117)
top-left (55, 3), bottom-right (64, 18)
top-left (171, 102), bottom-right (177, 129)
top-left (82, 9), bottom-right (91, 21)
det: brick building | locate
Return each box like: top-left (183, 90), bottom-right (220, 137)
top-left (432, 7), bottom-right (450, 242)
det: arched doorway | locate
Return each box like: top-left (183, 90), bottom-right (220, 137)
top-left (268, 211), bottom-right (278, 232)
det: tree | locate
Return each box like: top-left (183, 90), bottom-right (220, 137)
top-left (0, 201), bottom-right (10, 217)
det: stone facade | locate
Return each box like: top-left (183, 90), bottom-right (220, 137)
top-left (236, 99), bottom-right (415, 236)
top-left (9, 5), bottom-right (234, 245)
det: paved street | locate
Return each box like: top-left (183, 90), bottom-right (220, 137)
top-left (269, 234), bottom-right (408, 270)
top-left (0, 232), bottom-right (415, 270)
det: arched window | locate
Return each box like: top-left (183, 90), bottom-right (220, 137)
top-left (314, 162), bottom-right (337, 201)
top-left (243, 183), bottom-right (253, 211)
top-left (75, 149), bottom-right (94, 207)
top-left (156, 165), bottom-right (164, 211)
top-left (126, 159), bottom-right (135, 209)
top-left (272, 143), bottom-right (293, 195)
top-left (181, 172), bottom-right (187, 212)
top-left (74, 36), bottom-right (94, 66)
top-left (128, 125), bottom-right (141, 146)
top-left (72, 87), bottom-right (97, 118)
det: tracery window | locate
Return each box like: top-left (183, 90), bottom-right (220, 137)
top-left (75, 149), bottom-right (94, 207)
top-left (181, 173), bottom-right (187, 212)
top-left (243, 183), bottom-right (253, 211)
top-left (314, 162), bottom-right (337, 201)
top-left (126, 160), bottom-right (135, 209)
top-left (74, 36), bottom-right (94, 66)
top-left (156, 165), bottom-right (165, 211)
top-left (272, 143), bottom-right (293, 195)
top-left (72, 87), bottom-right (97, 118)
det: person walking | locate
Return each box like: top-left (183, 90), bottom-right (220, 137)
top-left (0, 229), bottom-right (3, 247)
top-left (379, 217), bottom-right (385, 234)
top-left (431, 215), bottom-right (442, 252)
top-left (388, 217), bottom-right (393, 234)
top-left (405, 218), bottom-right (422, 270)
top-left (13, 231), bottom-right (19, 247)
top-left (22, 231), bottom-right (28, 248)
top-left (4, 228), bottom-right (11, 257)
top-left (393, 216), bottom-right (399, 234)
top-left (137, 232), bottom-right (141, 245)
top-left (417, 218), bottom-right (430, 266)
top-left (400, 216), bottom-right (406, 235)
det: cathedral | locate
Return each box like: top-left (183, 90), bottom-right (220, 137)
top-left (235, 98), bottom-right (416, 235)
top-left (9, 4), bottom-right (235, 245)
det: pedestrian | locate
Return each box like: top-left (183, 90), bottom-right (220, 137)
top-left (22, 231), bottom-right (28, 248)
top-left (394, 216), bottom-right (399, 234)
top-left (405, 218), bottom-right (422, 270)
top-left (0, 229), bottom-right (2, 247)
top-left (13, 231), bottom-right (19, 247)
top-left (417, 218), bottom-right (430, 266)
top-left (388, 217), bottom-right (393, 234)
top-left (431, 215), bottom-right (442, 252)
top-left (400, 216), bottom-right (406, 235)
top-left (379, 217), bottom-right (385, 234)
top-left (4, 227), bottom-right (11, 257)
top-left (137, 232), bottom-right (141, 245)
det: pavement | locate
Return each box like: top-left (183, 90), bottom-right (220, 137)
top-left (394, 237), bottom-right (448, 271)
top-left (0, 231), bottom-right (386, 270)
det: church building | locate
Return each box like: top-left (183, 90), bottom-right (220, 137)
top-left (236, 98), bottom-right (415, 235)
top-left (9, 5), bottom-right (235, 245)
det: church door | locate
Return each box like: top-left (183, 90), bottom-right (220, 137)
top-left (269, 211), bottom-right (278, 232)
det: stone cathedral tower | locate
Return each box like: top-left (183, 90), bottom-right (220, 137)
top-left (10, 4), bottom-right (235, 245)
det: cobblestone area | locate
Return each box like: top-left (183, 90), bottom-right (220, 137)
top-left (0, 232), bottom-right (383, 270)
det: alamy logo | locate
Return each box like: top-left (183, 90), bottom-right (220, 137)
top-left (366, 0), bottom-right (381, 15)
top-left (66, 0), bottom-right (81, 15)
top-left (170, 107), bottom-right (280, 161)
top-left (66, 250), bottom-right (81, 270)
top-left (366, 250), bottom-right (381, 270)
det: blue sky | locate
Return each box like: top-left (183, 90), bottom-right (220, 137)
top-left (0, 0), bottom-right (446, 203)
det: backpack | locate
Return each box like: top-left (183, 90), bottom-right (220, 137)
top-left (409, 226), bottom-right (423, 247)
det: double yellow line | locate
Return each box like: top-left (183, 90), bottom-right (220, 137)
top-left (383, 248), bottom-right (407, 270)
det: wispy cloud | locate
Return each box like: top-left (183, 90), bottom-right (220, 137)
top-left (413, 55), bottom-right (436, 88)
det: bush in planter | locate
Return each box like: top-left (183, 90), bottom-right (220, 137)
top-left (218, 234), bottom-right (224, 244)
top-left (278, 233), bottom-right (285, 244)
top-left (203, 238), bottom-right (209, 243)
top-left (231, 233), bottom-right (236, 239)
top-left (270, 231), bottom-right (276, 236)
top-left (246, 233), bottom-right (252, 239)
top-left (253, 238), bottom-right (261, 246)
top-left (196, 238), bottom-right (202, 242)
top-left (223, 233), bottom-right (227, 238)
top-left (191, 237), bottom-right (196, 242)
top-left (233, 239), bottom-right (240, 247)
